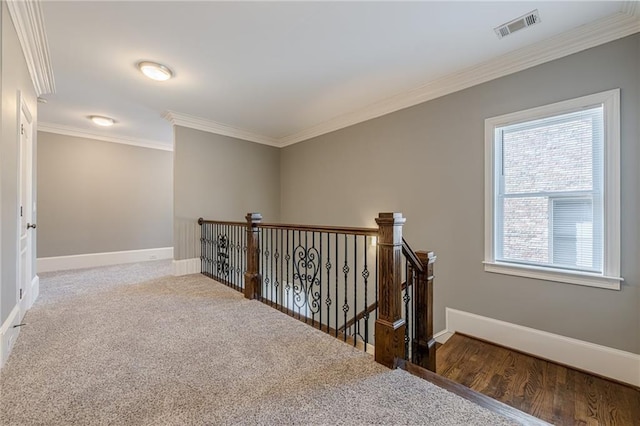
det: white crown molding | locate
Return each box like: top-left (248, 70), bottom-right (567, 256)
top-left (6, 0), bottom-right (55, 96)
top-left (164, 111), bottom-right (280, 147)
top-left (38, 122), bottom-right (173, 152)
top-left (278, 11), bottom-right (640, 147)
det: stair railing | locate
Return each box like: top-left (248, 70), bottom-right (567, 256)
top-left (198, 212), bottom-right (436, 371)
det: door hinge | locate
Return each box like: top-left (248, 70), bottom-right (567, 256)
top-left (20, 206), bottom-right (23, 217)
top-left (21, 124), bottom-right (24, 135)
top-left (19, 288), bottom-right (23, 300)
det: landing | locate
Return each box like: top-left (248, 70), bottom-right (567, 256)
top-left (2, 262), bottom-right (517, 425)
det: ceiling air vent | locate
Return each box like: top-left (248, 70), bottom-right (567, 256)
top-left (494, 9), bottom-right (541, 39)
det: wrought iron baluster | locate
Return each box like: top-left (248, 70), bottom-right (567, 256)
top-left (353, 235), bottom-right (357, 347)
top-left (318, 232), bottom-right (322, 331)
top-left (325, 232), bottom-right (332, 335)
top-left (231, 225), bottom-right (235, 290)
top-left (404, 262), bottom-right (411, 360)
top-left (274, 228), bottom-right (280, 309)
top-left (260, 227), bottom-right (265, 301)
top-left (375, 238), bottom-right (378, 321)
top-left (334, 233), bottom-right (338, 338)
top-left (342, 234), bottom-right (349, 342)
top-left (269, 228), bottom-right (273, 306)
top-left (363, 235), bottom-right (370, 351)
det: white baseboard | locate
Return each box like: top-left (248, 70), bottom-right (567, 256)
top-left (434, 329), bottom-right (454, 344)
top-left (30, 275), bottom-right (39, 309)
top-left (37, 247), bottom-right (174, 273)
top-left (441, 308), bottom-right (640, 387)
top-left (173, 258), bottom-right (201, 276)
top-left (0, 305), bottom-right (21, 368)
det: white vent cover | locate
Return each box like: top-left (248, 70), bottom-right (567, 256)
top-left (494, 10), bottom-right (541, 39)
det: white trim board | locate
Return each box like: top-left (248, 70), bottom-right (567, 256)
top-left (37, 247), bottom-right (173, 273)
top-left (0, 306), bottom-right (21, 369)
top-left (6, 0), bottom-right (55, 96)
top-left (38, 123), bottom-right (172, 152)
top-left (173, 258), bottom-right (201, 276)
top-left (441, 308), bottom-right (640, 387)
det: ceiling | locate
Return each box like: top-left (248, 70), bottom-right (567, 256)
top-left (37, 1), bottom-right (631, 149)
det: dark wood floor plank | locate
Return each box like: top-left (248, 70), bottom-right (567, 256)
top-left (436, 333), bottom-right (640, 426)
top-left (395, 358), bottom-right (551, 426)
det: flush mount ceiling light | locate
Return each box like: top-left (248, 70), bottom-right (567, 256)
top-left (137, 61), bottom-right (173, 81)
top-left (89, 115), bottom-right (115, 127)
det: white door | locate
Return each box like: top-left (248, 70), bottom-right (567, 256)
top-left (18, 98), bottom-right (34, 312)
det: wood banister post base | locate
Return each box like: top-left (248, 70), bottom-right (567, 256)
top-left (413, 250), bottom-right (436, 372)
top-left (374, 212), bottom-right (406, 368)
top-left (243, 272), bottom-right (261, 300)
top-left (244, 212), bottom-right (262, 300)
top-left (375, 318), bottom-right (406, 369)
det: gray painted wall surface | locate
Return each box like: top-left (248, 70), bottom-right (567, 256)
top-left (280, 34), bottom-right (640, 354)
top-left (37, 132), bottom-right (173, 257)
top-left (173, 126), bottom-right (280, 260)
top-left (1, 3), bottom-right (38, 324)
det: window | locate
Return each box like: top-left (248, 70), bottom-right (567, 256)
top-left (484, 89), bottom-right (621, 290)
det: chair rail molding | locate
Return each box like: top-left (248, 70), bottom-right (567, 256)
top-left (6, 0), bottom-right (56, 96)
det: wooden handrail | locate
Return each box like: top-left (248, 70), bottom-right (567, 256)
top-left (198, 217), bottom-right (378, 236)
top-left (259, 222), bottom-right (377, 236)
top-left (198, 218), bottom-right (246, 227)
top-left (402, 237), bottom-right (424, 273)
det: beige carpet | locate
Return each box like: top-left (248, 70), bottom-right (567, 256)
top-left (0, 262), bottom-right (517, 425)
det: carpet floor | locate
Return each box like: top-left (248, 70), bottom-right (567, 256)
top-left (1, 262), bottom-right (517, 425)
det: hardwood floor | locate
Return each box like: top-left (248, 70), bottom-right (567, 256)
top-left (436, 334), bottom-right (640, 425)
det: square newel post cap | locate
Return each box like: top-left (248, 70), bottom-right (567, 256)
top-left (375, 212), bottom-right (406, 226)
top-left (245, 213), bottom-right (263, 223)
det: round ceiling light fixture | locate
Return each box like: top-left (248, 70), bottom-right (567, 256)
top-left (89, 115), bottom-right (116, 127)
top-left (137, 61), bottom-right (173, 81)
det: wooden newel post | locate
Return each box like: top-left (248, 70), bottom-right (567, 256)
top-left (375, 212), bottom-right (406, 368)
top-left (412, 251), bottom-right (437, 372)
top-left (244, 212), bottom-right (262, 300)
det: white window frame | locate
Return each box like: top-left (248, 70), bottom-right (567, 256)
top-left (484, 89), bottom-right (622, 290)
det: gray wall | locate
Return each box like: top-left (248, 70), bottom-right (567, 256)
top-left (37, 132), bottom-right (173, 257)
top-left (1, 2), bottom-right (38, 324)
top-left (173, 126), bottom-right (280, 260)
top-left (280, 34), bottom-right (640, 354)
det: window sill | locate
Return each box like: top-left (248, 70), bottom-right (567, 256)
top-left (483, 261), bottom-right (622, 290)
